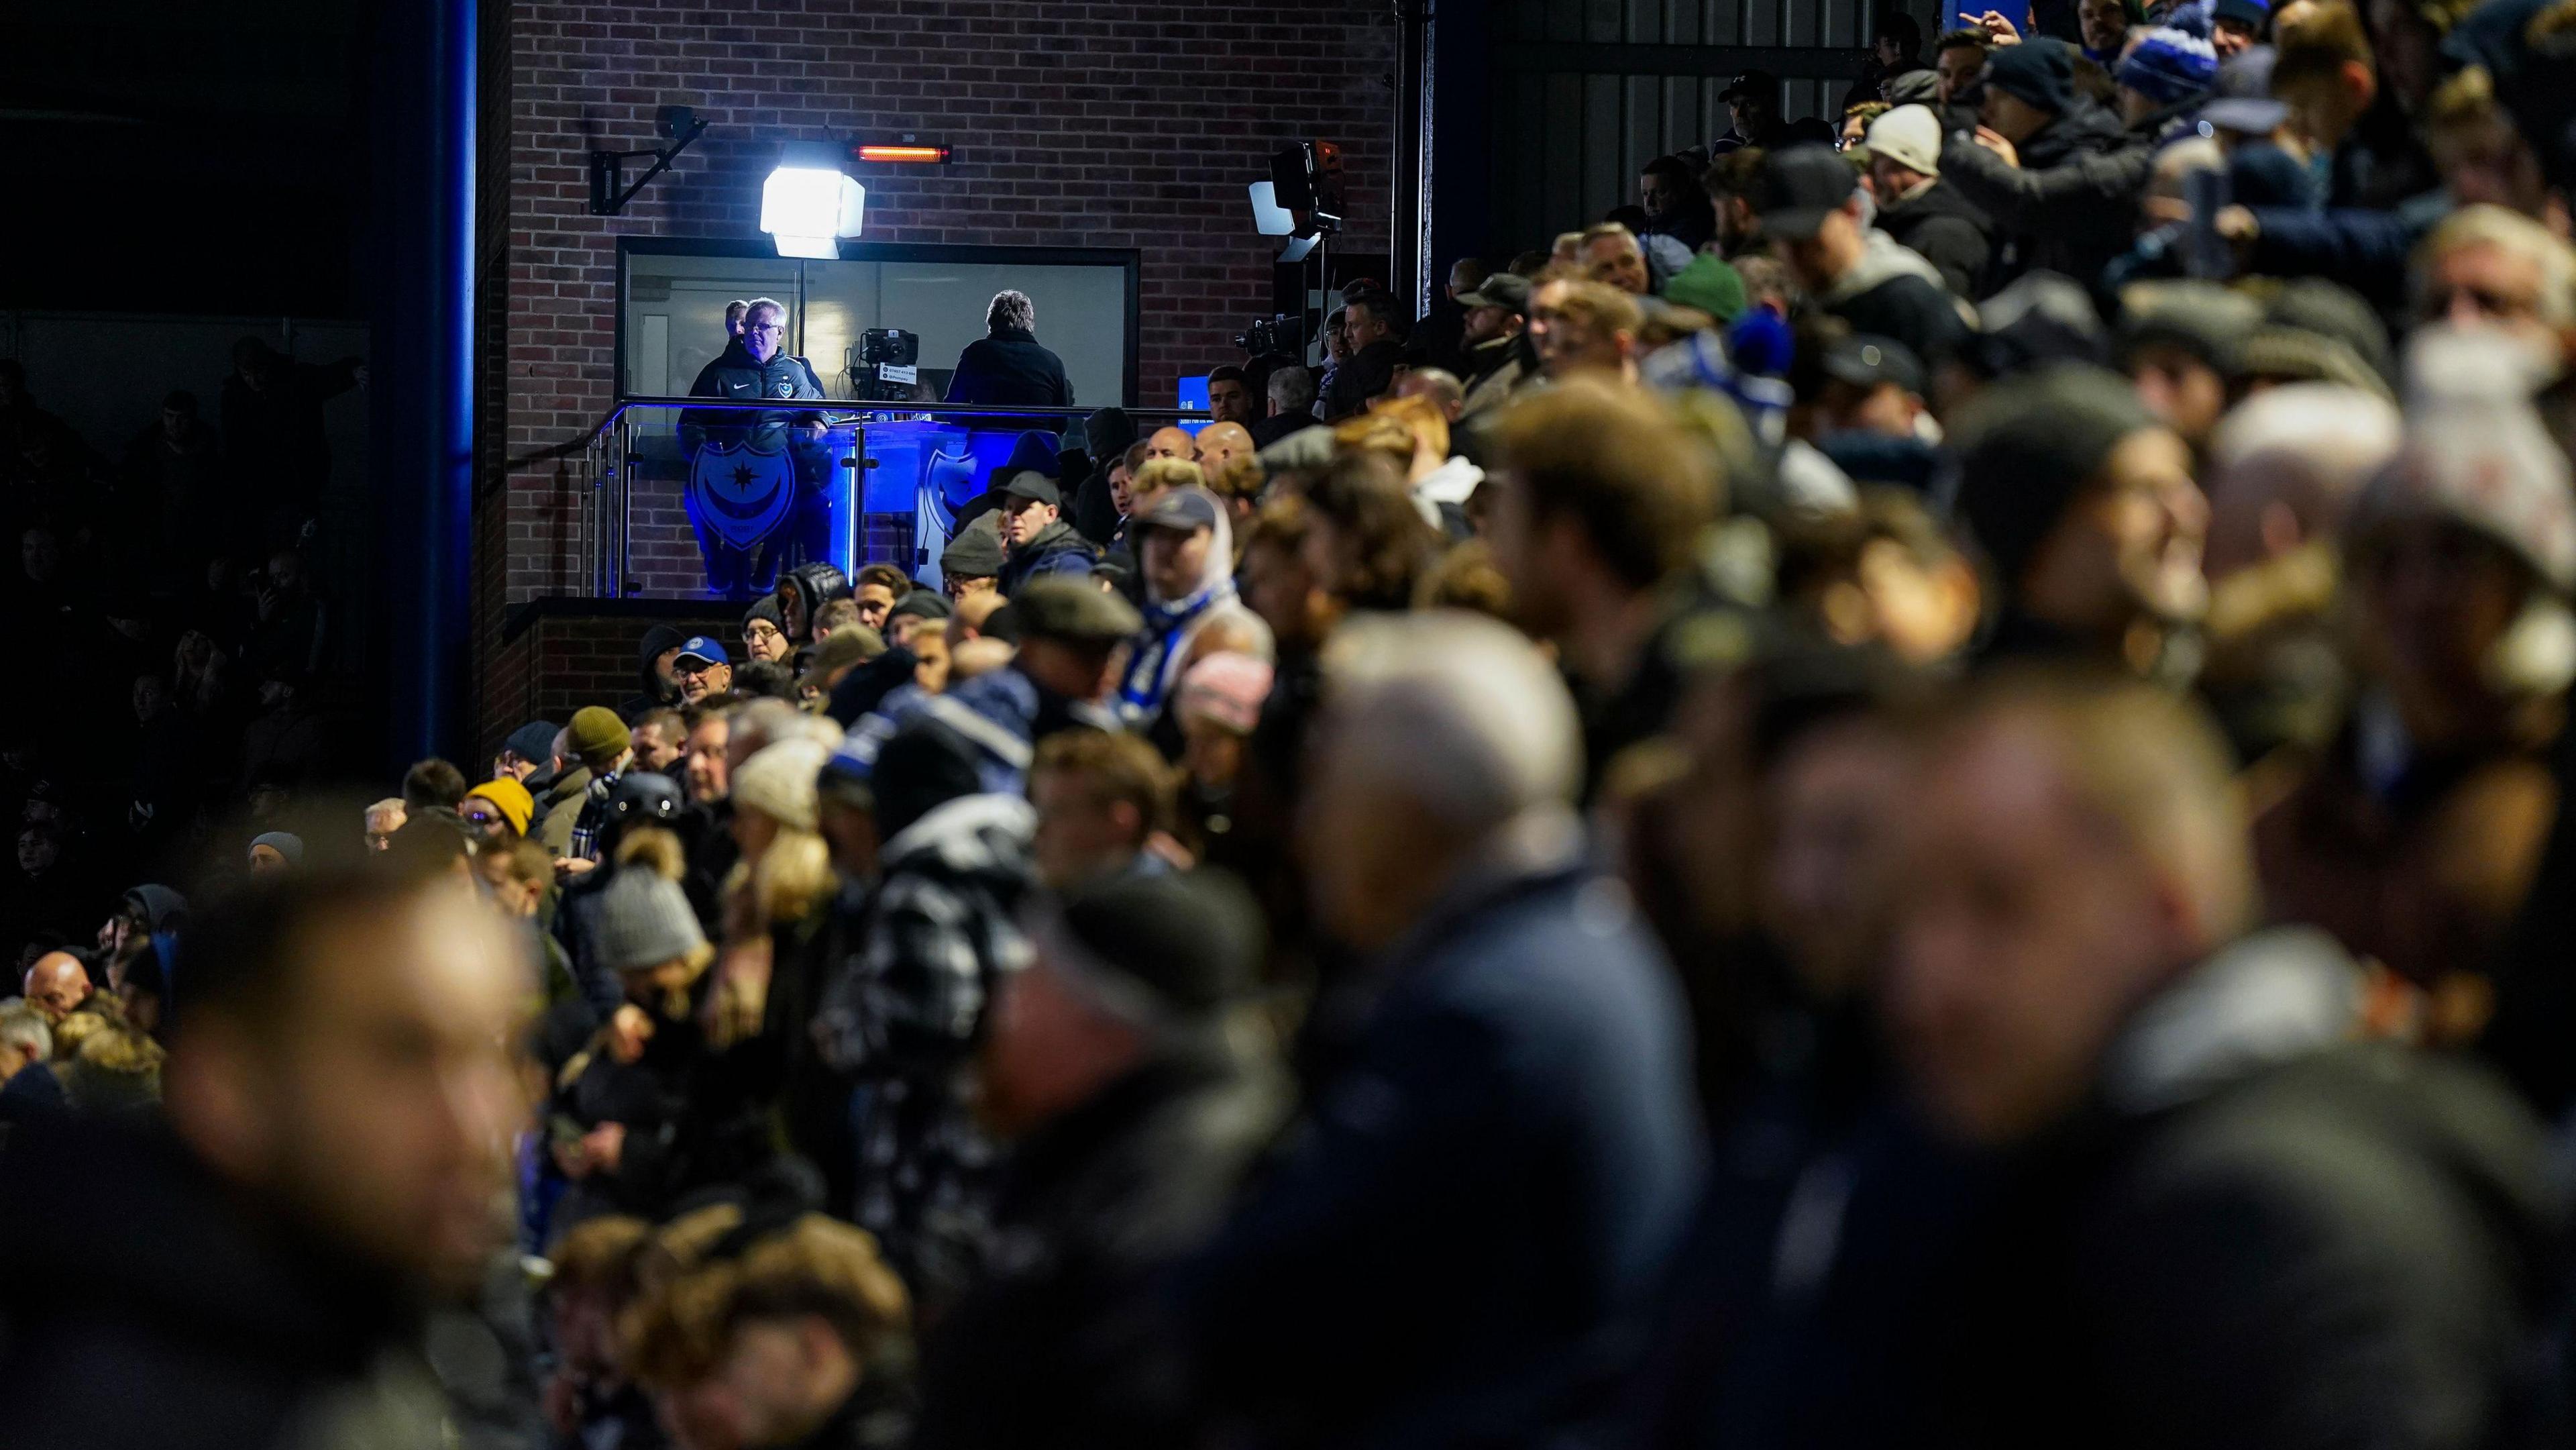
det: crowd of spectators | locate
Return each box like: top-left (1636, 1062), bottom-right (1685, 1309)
top-left (17, 0), bottom-right (2576, 1446)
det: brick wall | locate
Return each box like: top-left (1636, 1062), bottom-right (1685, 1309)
top-left (478, 599), bottom-right (745, 752)
top-left (478, 0), bottom-right (1395, 736)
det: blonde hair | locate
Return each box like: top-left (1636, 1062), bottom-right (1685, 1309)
top-left (1129, 457), bottom-right (1205, 513)
top-left (1336, 395), bottom-right (1450, 467)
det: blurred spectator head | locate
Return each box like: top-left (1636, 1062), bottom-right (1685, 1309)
top-left (401, 757), bottom-right (468, 815)
top-left (0, 1000), bottom-right (49, 1086)
top-left (2202, 381), bottom-right (2401, 579)
top-left (1756, 146), bottom-right (1869, 295)
top-left (460, 778), bottom-right (534, 843)
top-left (2116, 281), bottom-right (2261, 448)
top-left (1885, 673), bottom-right (2253, 1143)
top-left (631, 707), bottom-right (687, 774)
top-left (2211, 0), bottom-right (2264, 53)
top-left (363, 797), bottom-right (407, 851)
top-left (1722, 69), bottom-right (1782, 138)
top-left (163, 870), bottom-right (526, 1297)
top-left (684, 706), bottom-right (732, 803)
top-left (741, 598), bottom-right (792, 664)
top-left (1488, 380), bottom-right (1719, 648)
top-left (2412, 203), bottom-right (2576, 374)
top-left (22, 949), bottom-right (91, 1023)
top-left (1935, 28), bottom-right (1993, 105)
top-left (1029, 730), bottom-right (1175, 892)
top-left (1951, 364), bottom-right (2206, 654)
top-left (1982, 38), bottom-right (2078, 139)
top-left (621, 1210), bottom-right (910, 1449)
top-left (1305, 611), bottom-right (1580, 949)
top-left (1456, 272), bottom-right (1530, 348)
top-left (1776, 488), bottom-right (1984, 664)
top-left (1195, 421), bottom-right (1256, 471)
top-left (1302, 453), bottom-right (1441, 613)
top-left (1244, 496), bottom-right (1330, 649)
top-left (2426, 65), bottom-right (2551, 217)
top-left (1820, 333), bottom-right (1931, 439)
top-left (724, 298), bottom-right (749, 340)
top-left (496, 720), bottom-right (558, 782)
top-left (2081, 0), bottom-right (2141, 55)
top-left (1266, 364), bottom-right (1318, 420)
top-left (1146, 426), bottom-right (1195, 462)
top-left (1579, 223), bottom-right (1654, 295)
top-left (985, 871), bottom-right (1264, 1134)
top-left (1529, 278), bottom-right (1644, 380)
top-left (1864, 105), bottom-right (1944, 195)
top-left (2271, 3), bottom-right (2377, 150)
top-left (1208, 363), bottom-right (1256, 425)
top-left (1346, 291), bottom-right (1399, 350)
top-left (1876, 9), bottom-right (1926, 65)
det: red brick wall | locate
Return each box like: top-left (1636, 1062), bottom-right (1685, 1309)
top-left (478, 601), bottom-right (745, 753)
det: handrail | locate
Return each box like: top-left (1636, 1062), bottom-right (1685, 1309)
top-left (507, 395), bottom-right (1213, 470)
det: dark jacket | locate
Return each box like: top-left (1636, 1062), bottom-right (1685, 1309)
top-left (1184, 822), bottom-right (1705, 1447)
top-left (997, 519), bottom-right (1099, 597)
top-left (535, 763), bottom-right (591, 856)
top-left (946, 327), bottom-right (1073, 408)
top-left (914, 1049), bottom-right (1287, 1450)
top-left (1939, 101), bottom-right (2129, 288)
top-left (681, 340), bottom-right (826, 453)
top-left (1823, 271), bottom-right (1968, 368)
top-left (621, 624), bottom-right (686, 718)
top-left (1873, 178), bottom-right (1994, 298)
top-left (0, 1121), bottom-right (449, 1450)
top-left (1322, 338), bottom-right (1405, 421)
top-left (1928, 929), bottom-right (2567, 1450)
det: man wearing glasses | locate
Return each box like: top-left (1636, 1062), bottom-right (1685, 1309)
top-left (682, 297), bottom-right (834, 596)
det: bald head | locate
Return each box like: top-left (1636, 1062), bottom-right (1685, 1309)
top-left (1395, 368), bottom-right (1466, 421)
top-left (24, 951), bottom-right (91, 1022)
top-left (1195, 421), bottom-right (1256, 470)
top-left (1146, 427), bottom-right (1195, 462)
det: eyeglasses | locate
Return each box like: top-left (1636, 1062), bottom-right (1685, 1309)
top-left (460, 807), bottom-right (500, 828)
top-left (747, 321), bottom-right (784, 335)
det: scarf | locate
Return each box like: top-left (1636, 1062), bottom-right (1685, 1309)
top-left (1118, 576), bottom-right (1235, 723)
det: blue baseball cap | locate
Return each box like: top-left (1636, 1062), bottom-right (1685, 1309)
top-left (676, 635), bottom-right (730, 668)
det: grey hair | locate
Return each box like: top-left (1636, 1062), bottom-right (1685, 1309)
top-left (731, 698), bottom-right (842, 761)
top-left (1267, 365), bottom-right (1317, 413)
top-left (0, 1000), bottom-right (52, 1062)
top-left (2210, 382), bottom-right (2400, 484)
top-left (743, 296), bottom-right (788, 325)
top-left (1318, 611), bottom-right (1580, 833)
top-left (987, 289), bottom-right (1036, 333)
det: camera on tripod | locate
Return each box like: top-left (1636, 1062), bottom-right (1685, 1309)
top-left (849, 327), bottom-right (922, 403)
top-left (1234, 314), bottom-right (1297, 357)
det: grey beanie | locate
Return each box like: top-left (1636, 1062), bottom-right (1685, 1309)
top-left (592, 869), bottom-right (708, 975)
top-left (1949, 363), bottom-right (2158, 588)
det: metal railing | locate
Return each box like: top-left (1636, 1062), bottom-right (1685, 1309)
top-left (518, 396), bottom-right (1212, 600)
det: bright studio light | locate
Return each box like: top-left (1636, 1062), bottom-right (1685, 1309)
top-left (761, 153), bottom-right (865, 259)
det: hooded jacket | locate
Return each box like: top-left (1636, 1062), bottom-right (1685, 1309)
top-left (1872, 177), bottom-right (1994, 299)
top-left (1817, 229), bottom-right (1970, 367)
top-left (623, 624), bottom-right (686, 716)
top-left (1069, 407), bottom-right (1138, 545)
top-left (945, 325), bottom-right (1073, 409)
top-left (779, 562), bottom-right (853, 642)
top-left (1927, 928), bottom-right (2566, 1449)
top-left (997, 519), bottom-right (1100, 597)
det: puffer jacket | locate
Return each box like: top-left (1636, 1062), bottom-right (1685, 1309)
top-left (1940, 100), bottom-right (2132, 288)
top-left (1873, 178), bottom-right (1994, 299)
top-left (778, 561), bottom-right (853, 642)
top-left (997, 519), bottom-right (1099, 597)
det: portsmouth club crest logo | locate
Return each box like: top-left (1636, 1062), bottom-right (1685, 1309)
top-left (688, 440), bottom-right (796, 550)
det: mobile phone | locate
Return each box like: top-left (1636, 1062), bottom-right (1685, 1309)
top-left (2184, 167), bottom-right (2233, 280)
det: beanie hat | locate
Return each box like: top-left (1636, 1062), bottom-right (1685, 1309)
top-left (938, 521), bottom-right (1007, 579)
top-left (1002, 428), bottom-right (1064, 481)
top-left (2237, 278), bottom-right (2394, 398)
top-left (249, 831), bottom-right (304, 865)
top-left (567, 706), bottom-right (631, 771)
top-left (2117, 27), bottom-right (2220, 107)
top-left (2117, 281), bottom-right (2263, 376)
top-left (872, 720), bottom-right (987, 842)
top-left (743, 595), bottom-right (785, 633)
top-left (1884, 68), bottom-right (1943, 107)
top-left (504, 721), bottom-right (559, 769)
top-left (1662, 253), bottom-right (1749, 322)
top-left (1949, 363), bottom-right (2159, 586)
top-left (463, 778), bottom-right (535, 836)
top-left (592, 868), bottom-right (708, 976)
top-left (2211, 0), bottom-right (2269, 28)
top-left (1175, 653), bottom-right (1275, 737)
top-left (1054, 870), bottom-right (1265, 1017)
top-left (1863, 104), bottom-right (1943, 177)
top-left (892, 590), bottom-right (954, 623)
top-left (730, 738), bottom-right (828, 832)
top-left (1985, 38), bottom-right (2078, 115)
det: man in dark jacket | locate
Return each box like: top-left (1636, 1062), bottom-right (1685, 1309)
top-left (1320, 291), bottom-right (1405, 421)
top-left (915, 870), bottom-right (1286, 1450)
top-left (681, 296), bottom-right (833, 594)
top-left (1862, 105), bottom-right (1992, 297)
top-left (621, 623), bottom-right (686, 717)
top-left (995, 472), bottom-right (1099, 597)
top-left (947, 289), bottom-right (1073, 407)
top-left (1185, 613), bottom-right (1703, 1447)
top-left (1937, 39), bottom-right (2129, 287)
top-left (1756, 145), bottom-right (1967, 368)
top-left (1882, 673), bottom-right (2565, 1450)
top-left (0, 866), bottom-right (529, 1449)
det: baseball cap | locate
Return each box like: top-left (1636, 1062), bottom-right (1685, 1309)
top-left (675, 635), bottom-right (729, 668)
top-left (1456, 272), bottom-right (1532, 313)
top-left (1719, 69), bottom-right (1779, 101)
top-left (1003, 470), bottom-right (1062, 507)
top-left (1752, 144), bottom-right (1859, 240)
top-left (1132, 486), bottom-right (1222, 537)
top-left (1821, 333), bottom-right (1928, 397)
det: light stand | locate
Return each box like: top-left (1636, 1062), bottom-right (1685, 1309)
top-left (589, 105), bottom-right (710, 216)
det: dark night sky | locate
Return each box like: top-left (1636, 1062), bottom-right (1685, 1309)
top-left (0, 1), bottom-right (373, 317)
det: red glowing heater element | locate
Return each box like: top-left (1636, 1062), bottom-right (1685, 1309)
top-left (855, 143), bottom-right (950, 164)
